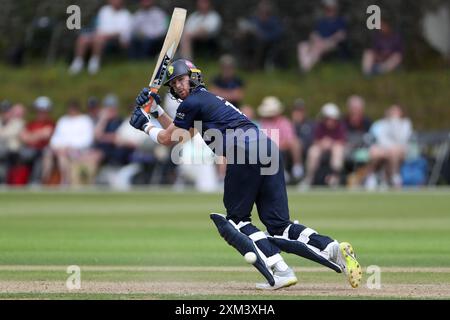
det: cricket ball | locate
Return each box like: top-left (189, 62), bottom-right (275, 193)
top-left (244, 252), bottom-right (257, 264)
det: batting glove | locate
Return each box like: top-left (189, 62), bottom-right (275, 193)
top-left (129, 106), bottom-right (151, 132)
top-left (136, 88), bottom-right (164, 118)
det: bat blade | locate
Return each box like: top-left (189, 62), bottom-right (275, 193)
top-left (144, 7), bottom-right (187, 113)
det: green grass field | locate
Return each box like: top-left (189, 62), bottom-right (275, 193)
top-left (0, 189), bottom-right (449, 300)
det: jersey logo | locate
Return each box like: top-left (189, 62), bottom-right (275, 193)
top-left (176, 112), bottom-right (185, 120)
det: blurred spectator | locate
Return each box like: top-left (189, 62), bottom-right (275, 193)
top-left (291, 98), bottom-right (315, 162)
top-left (87, 96), bottom-right (101, 123)
top-left (365, 105), bottom-right (413, 189)
top-left (180, 0), bottom-right (222, 60)
top-left (0, 101), bottom-right (14, 179)
top-left (175, 134), bottom-right (220, 192)
top-left (0, 102), bottom-right (26, 184)
top-left (210, 54), bottom-right (245, 107)
top-left (68, 0), bottom-right (132, 75)
top-left (362, 18), bottom-right (404, 77)
top-left (341, 96), bottom-right (372, 187)
top-left (235, 0), bottom-right (284, 70)
top-left (19, 97), bottom-right (55, 184)
top-left (43, 100), bottom-right (95, 185)
top-left (109, 106), bottom-right (152, 189)
top-left (163, 92), bottom-right (180, 119)
top-left (93, 94), bottom-right (123, 166)
top-left (344, 95), bottom-right (372, 135)
top-left (129, 0), bottom-right (168, 60)
top-left (297, 0), bottom-right (348, 72)
top-left (258, 96), bottom-right (304, 183)
top-left (303, 103), bottom-right (347, 187)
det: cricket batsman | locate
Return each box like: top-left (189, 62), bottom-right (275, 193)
top-left (129, 59), bottom-right (362, 290)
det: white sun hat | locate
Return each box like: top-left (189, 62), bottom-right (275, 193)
top-left (33, 96), bottom-right (53, 111)
top-left (321, 103), bottom-right (340, 119)
top-left (257, 96), bottom-right (284, 118)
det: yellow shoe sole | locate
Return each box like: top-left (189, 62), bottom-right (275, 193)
top-left (256, 277), bottom-right (298, 290)
top-left (340, 242), bottom-right (362, 288)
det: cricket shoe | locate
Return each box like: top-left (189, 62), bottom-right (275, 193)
top-left (256, 267), bottom-right (298, 290)
top-left (336, 242), bottom-right (362, 288)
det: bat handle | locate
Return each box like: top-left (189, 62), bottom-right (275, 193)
top-left (143, 87), bottom-right (159, 114)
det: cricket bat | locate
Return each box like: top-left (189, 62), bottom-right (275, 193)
top-left (144, 7), bottom-right (187, 114)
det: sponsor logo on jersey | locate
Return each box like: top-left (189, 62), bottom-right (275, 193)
top-left (176, 112), bottom-right (185, 120)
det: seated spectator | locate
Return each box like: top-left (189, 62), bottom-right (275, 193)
top-left (68, 0), bottom-right (132, 75)
top-left (175, 134), bottom-right (220, 192)
top-left (365, 105), bottom-right (412, 189)
top-left (303, 103), bottom-right (347, 187)
top-left (235, 0), bottom-right (284, 70)
top-left (87, 96), bottom-right (101, 124)
top-left (43, 100), bottom-right (95, 185)
top-left (344, 95), bottom-right (372, 135)
top-left (258, 96), bottom-right (304, 183)
top-left (19, 97), bottom-right (55, 184)
top-left (129, 0), bottom-right (168, 60)
top-left (209, 54), bottom-right (244, 108)
top-left (0, 102), bottom-right (26, 184)
top-left (93, 94), bottom-right (123, 166)
top-left (343, 95), bottom-right (372, 159)
top-left (180, 0), bottom-right (222, 60)
top-left (341, 95), bottom-right (373, 186)
top-left (297, 0), bottom-right (347, 73)
top-left (109, 107), bottom-right (151, 189)
top-left (0, 101), bottom-right (14, 182)
top-left (362, 18), bottom-right (404, 77)
top-left (291, 98), bottom-right (315, 162)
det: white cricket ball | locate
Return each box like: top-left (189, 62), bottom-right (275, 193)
top-left (244, 252), bottom-right (257, 264)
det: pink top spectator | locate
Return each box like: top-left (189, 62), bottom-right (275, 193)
top-left (314, 120), bottom-right (347, 142)
top-left (260, 116), bottom-right (296, 150)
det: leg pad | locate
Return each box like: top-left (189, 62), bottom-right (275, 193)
top-left (269, 237), bottom-right (342, 273)
top-left (210, 213), bottom-right (275, 286)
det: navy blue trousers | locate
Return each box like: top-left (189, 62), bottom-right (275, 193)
top-left (224, 137), bottom-right (290, 236)
top-left (223, 134), bottom-right (335, 260)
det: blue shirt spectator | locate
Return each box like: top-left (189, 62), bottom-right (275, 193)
top-left (210, 55), bottom-right (245, 108)
top-left (315, 15), bottom-right (347, 39)
top-left (297, 0), bottom-right (348, 73)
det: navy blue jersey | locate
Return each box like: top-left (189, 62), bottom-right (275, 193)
top-left (173, 86), bottom-right (257, 155)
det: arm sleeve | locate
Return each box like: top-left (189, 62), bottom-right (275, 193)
top-left (184, 13), bottom-right (198, 34)
top-left (119, 11), bottom-right (132, 43)
top-left (49, 119), bottom-right (64, 148)
top-left (265, 17), bottom-right (283, 41)
top-left (373, 121), bottom-right (393, 147)
top-left (73, 117), bottom-right (94, 149)
top-left (282, 118), bottom-right (295, 142)
top-left (204, 11), bottom-right (222, 35)
top-left (313, 123), bottom-right (323, 141)
top-left (399, 119), bottom-right (412, 145)
top-left (153, 9), bottom-right (169, 37)
top-left (173, 100), bottom-right (200, 130)
top-left (96, 6), bottom-right (109, 33)
top-left (338, 122), bottom-right (347, 142)
top-left (393, 33), bottom-right (404, 54)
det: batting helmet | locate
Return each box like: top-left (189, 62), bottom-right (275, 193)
top-left (164, 59), bottom-right (204, 99)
